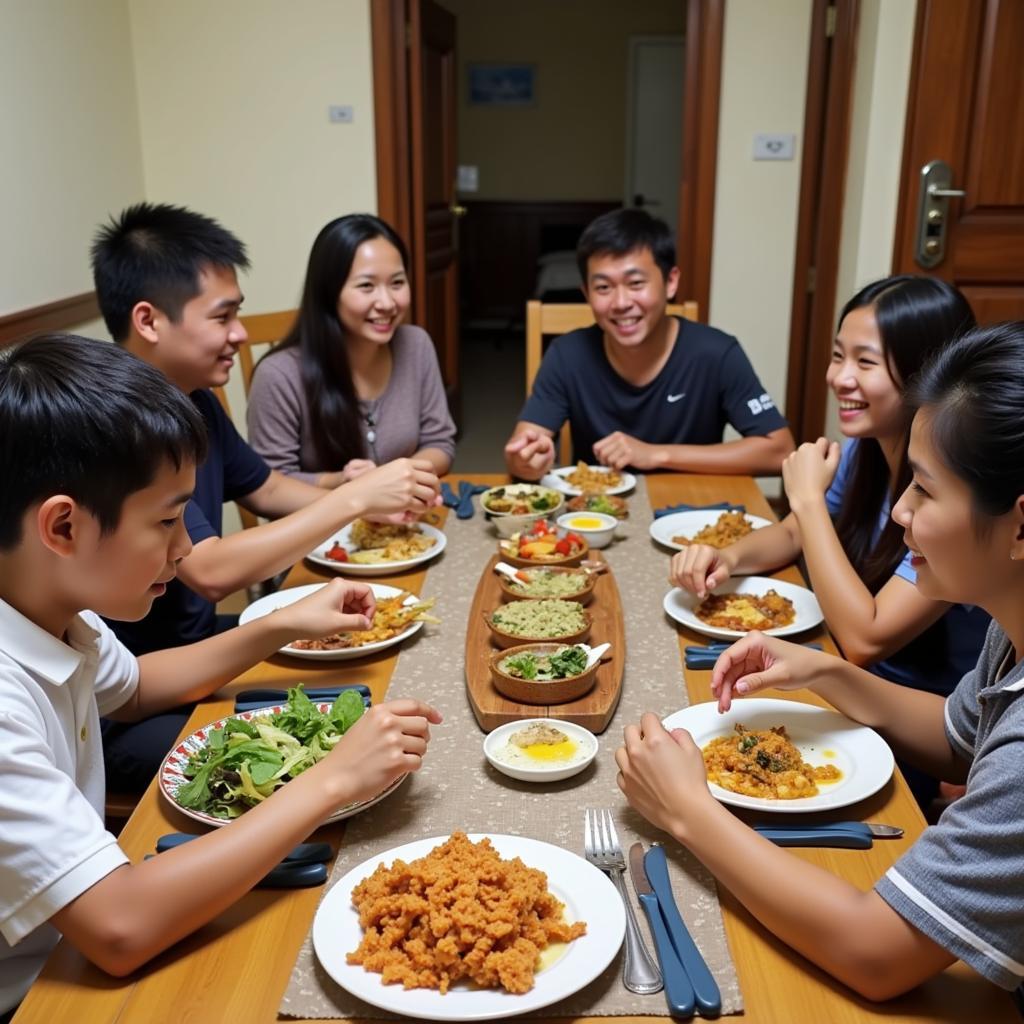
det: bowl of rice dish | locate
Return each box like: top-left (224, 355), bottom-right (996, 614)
top-left (496, 565), bottom-right (596, 605)
top-left (485, 599), bottom-right (592, 649)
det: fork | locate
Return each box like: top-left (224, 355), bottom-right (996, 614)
top-left (584, 808), bottom-right (663, 995)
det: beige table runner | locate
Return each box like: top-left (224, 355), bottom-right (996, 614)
top-left (281, 477), bottom-right (743, 1018)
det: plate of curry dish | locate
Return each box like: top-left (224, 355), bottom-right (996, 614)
top-left (662, 698), bottom-right (894, 812)
top-left (662, 576), bottom-right (823, 640)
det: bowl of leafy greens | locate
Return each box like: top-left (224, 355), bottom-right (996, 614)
top-left (158, 687), bottom-right (405, 826)
top-left (488, 642), bottom-right (600, 704)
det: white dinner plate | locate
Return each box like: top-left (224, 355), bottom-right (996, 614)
top-left (239, 582), bottom-right (424, 660)
top-left (541, 466), bottom-right (637, 497)
top-left (313, 833), bottom-right (625, 1021)
top-left (663, 698), bottom-right (895, 813)
top-left (158, 704), bottom-right (407, 827)
top-left (648, 509), bottom-right (773, 552)
top-left (306, 521), bottom-right (446, 576)
top-left (663, 576), bottom-right (824, 640)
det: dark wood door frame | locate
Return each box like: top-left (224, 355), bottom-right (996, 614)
top-left (371, 0), bottom-right (724, 326)
top-left (784, 0), bottom-right (861, 444)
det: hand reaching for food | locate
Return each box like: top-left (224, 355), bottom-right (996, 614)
top-left (670, 543), bottom-right (736, 598)
top-left (505, 428), bottom-right (556, 475)
top-left (273, 577), bottom-right (376, 637)
top-left (344, 457), bottom-right (440, 516)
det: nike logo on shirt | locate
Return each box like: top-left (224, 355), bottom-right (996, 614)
top-left (667, 393), bottom-right (686, 403)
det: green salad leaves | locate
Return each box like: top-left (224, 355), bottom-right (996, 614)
top-left (500, 644), bottom-right (589, 681)
top-left (175, 687), bottom-right (366, 819)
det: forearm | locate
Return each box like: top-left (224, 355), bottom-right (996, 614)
top-left (726, 515), bottom-right (802, 575)
top-left (242, 470), bottom-right (330, 518)
top-left (674, 799), bottom-right (953, 1000)
top-left (413, 446), bottom-right (452, 477)
top-left (655, 432), bottom-right (791, 476)
top-left (55, 762), bottom-right (348, 976)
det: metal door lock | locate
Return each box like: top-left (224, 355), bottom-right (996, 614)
top-left (915, 159), bottom-right (965, 268)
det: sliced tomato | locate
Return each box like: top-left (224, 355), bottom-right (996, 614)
top-left (565, 532), bottom-right (584, 548)
top-left (554, 538), bottom-right (572, 556)
top-left (326, 542), bottom-right (349, 562)
top-left (530, 518), bottom-right (551, 536)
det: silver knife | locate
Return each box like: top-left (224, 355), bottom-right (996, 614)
top-left (629, 843), bottom-right (696, 1018)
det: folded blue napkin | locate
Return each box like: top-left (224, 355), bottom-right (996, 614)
top-left (441, 480), bottom-right (489, 519)
top-left (654, 501), bottom-right (746, 519)
top-left (234, 684), bottom-right (371, 713)
top-left (684, 642), bottom-right (822, 669)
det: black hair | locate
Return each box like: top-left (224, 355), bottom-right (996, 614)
top-left (0, 333), bottom-right (207, 550)
top-left (832, 275), bottom-right (976, 592)
top-left (576, 208), bottom-right (676, 283)
top-left (264, 213), bottom-right (410, 468)
top-left (91, 202), bottom-right (250, 342)
top-left (911, 321), bottom-right (1024, 524)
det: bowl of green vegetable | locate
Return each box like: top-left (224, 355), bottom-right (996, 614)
top-left (158, 687), bottom-right (405, 827)
top-left (488, 642), bottom-right (600, 704)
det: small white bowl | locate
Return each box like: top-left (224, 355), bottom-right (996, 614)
top-left (555, 511), bottom-right (618, 549)
top-left (483, 719), bottom-right (598, 783)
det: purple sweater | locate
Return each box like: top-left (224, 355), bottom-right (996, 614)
top-left (246, 325), bottom-right (456, 483)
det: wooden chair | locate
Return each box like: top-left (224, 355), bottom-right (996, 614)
top-left (237, 308), bottom-right (296, 396)
top-left (524, 300), bottom-right (699, 464)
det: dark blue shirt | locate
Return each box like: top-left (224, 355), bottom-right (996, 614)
top-left (825, 439), bottom-right (989, 696)
top-left (518, 317), bottom-right (788, 463)
top-left (108, 389), bottom-right (271, 654)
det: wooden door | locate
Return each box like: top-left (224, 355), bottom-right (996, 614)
top-left (408, 0), bottom-right (461, 414)
top-left (893, 0), bottom-right (1024, 323)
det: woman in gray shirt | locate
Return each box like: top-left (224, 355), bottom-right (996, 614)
top-left (247, 215), bottom-right (455, 487)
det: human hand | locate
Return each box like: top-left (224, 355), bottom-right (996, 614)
top-left (504, 429), bottom-right (556, 476)
top-left (782, 438), bottom-right (841, 509)
top-left (593, 431), bottom-right (661, 471)
top-left (710, 631), bottom-right (833, 712)
top-left (342, 458), bottom-right (377, 482)
top-left (344, 457), bottom-right (440, 516)
top-left (614, 712), bottom-right (715, 843)
top-left (670, 543), bottom-right (736, 598)
top-left (324, 699), bottom-right (443, 804)
top-left (271, 577), bottom-right (376, 638)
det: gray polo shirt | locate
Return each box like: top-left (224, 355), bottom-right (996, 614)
top-left (876, 621), bottom-right (1024, 991)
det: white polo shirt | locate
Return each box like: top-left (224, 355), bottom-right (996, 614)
top-left (0, 598), bottom-right (138, 1013)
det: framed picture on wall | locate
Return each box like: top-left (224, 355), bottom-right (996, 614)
top-left (468, 64), bottom-right (536, 106)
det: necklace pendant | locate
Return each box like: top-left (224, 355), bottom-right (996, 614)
top-left (366, 429), bottom-right (377, 444)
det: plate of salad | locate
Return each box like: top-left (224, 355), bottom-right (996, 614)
top-left (158, 687), bottom-right (405, 827)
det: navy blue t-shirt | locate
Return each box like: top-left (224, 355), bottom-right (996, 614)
top-left (108, 389), bottom-right (271, 655)
top-left (518, 317), bottom-right (788, 463)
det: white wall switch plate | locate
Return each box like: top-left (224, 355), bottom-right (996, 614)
top-left (328, 105), bottom-right (354, 124)
top-left (457, 165), bottom-right (479, 192)
top-left (753, 133), bottom-right (795, 160)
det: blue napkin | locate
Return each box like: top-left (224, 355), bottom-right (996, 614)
top-left (684, 642), bottom-right (822, 669)
top-left (234, 684), bottom-right (371, 713)
top-left (654, 501), bottom-right (746, 519)
top-left (441, 480), bottom-right (488, 519)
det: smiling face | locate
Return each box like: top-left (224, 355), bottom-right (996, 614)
top-left (148, 264), bottom-right (247, 392)
top-left (891, 412), bottom-right (1022, 610)
top-left (77, 459), bottom-right (195, 621)
top-left (825, 304), bottom-right (905, 442)
top-left (336, 237), bottom-right (411, 346)
top-left (583, 246), bottom-right (680, 349)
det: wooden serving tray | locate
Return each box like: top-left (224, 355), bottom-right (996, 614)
top-left (465, 554), bottom-right (626, 733)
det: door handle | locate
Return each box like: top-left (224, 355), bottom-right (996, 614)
top-left (915, 159), bottom-right (965, 268)
top-left (928, 185), bottom-right (966, 199)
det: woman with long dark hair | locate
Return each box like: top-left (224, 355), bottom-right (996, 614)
top-left (247, 214), bottom-right (455, 485)
top-left (619, 322), bottom-right (1024, 1001)
top-left (671, 275), bottom-right (987, 704)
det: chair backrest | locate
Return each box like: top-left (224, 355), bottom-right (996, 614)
top-left (524, 300), bottom-right (699, 465)
top-left (238, 309), bottom-right (296, 396)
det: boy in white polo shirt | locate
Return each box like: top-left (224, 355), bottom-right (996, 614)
top-left (0, 334), bottom-right (441, 1018)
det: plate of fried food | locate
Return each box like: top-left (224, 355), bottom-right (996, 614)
top-left (239, 582), bottom-right (438, 660)
top-left (662, 698), bottom-right (894, 812)
top-left (649, 509), bottom-right (773, 552)
top-left (663, 576), bottom-right (823, 640)
top-left (307, 518), bottom-right (446, 576)
top-left (541, 462), bottom-right (636, 497)
top-left (312, 831), bottom-right (624, 1021)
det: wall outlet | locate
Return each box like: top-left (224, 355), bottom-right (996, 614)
top-left (753, 133), bottom-right (795, 160)
top-left (457, 165), bottom-right (479, 192)
top-left (328, 105), bottom-right (354, 124)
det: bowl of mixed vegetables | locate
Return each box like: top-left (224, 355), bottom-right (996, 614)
top-left (489, 642), bottom-right (600, 703)
top-left (158, 687), bottom-right (404, 826)
top-left (496, 564), bottom-right (597, 605)
top-left (565, 493), bottom-right (629, 519)
top-left (497, 519), bottom-right (588, 567)
top-left (480, 484), bottom-right (564, 537)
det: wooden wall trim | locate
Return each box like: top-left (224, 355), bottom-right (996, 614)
top-left (0, 291), bottom-right (101, 347)
top-left (678, 0), bottom-right (724, 323)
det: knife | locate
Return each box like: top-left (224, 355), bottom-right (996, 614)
top-left (644, 844), bottom-right (722, 1017)
top-left (752, 821), bottom-right (902, 849)
top-left (629, 843), bottom-right (695, 1018)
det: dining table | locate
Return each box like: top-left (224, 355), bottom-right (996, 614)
top-left (11, 473), bottom-right (1018, 1024)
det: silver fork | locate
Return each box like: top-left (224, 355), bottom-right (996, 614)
top-left (584, 807), bottom-right (663, 994)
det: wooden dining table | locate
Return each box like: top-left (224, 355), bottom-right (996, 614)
top-left (12, 473), bottom-right (1017, 1024)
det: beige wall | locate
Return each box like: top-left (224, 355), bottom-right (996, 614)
top-left (444, 0), bottom-right (684, 201)
top-left (0, 0), bottom-right (144, 316)
top-left (827, 0), bottom-right (917, 439)
top-left (708, 0), bottom-right (812, 457)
